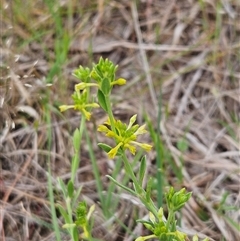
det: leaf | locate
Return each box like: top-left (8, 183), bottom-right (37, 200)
top-left (106, 175), bottom-right (136, 196)
top-left (146, 177), bottom-right (153, 202)
top-left (98, 143), bottom-right (112, 153)
top-left (73, 227), bottom-right (79, 241)
top-left (67, 180), bottom-right (74, 198)
top-left (57, 204), bottom-right (71, 224)
top-left (139, 155), bottom-right (146, 187)
top-left (72, 186), bottom-right (83, 208)
top-left (57, 177), bottom-right (67, 198)
top-left (98, 143), bottom-right (122, 156)
top-left (73, 128), bottom-right (81, 151)
top-left (97, 89), bottom-right (108, 112)
top-left (101, 77), bottom-right (111, 95)
top-left (71, 154), bottom-right (79, 178)
top-left (136, 219), bottom-right (154, 227)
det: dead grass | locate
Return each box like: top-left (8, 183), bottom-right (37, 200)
top-left (0, 0), bottom-right (239, 240)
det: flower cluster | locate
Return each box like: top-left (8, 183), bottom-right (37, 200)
top-left (136, 208), bottom-right (187, 241)
top-left (59, 88), bottom-right (99, 121)
top-left (59, 57), bottom-right (126, 120)
top-left (75, 201), bottom-right (95, 239)
top-left (134, 187), bottom-right (198, 241)
top-left (166, 187), bottom-right (192, 212)
top-left (98, 114), bottom-right (152, 158)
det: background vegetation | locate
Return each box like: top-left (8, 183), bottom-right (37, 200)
top-left (0, 0), bottom-right (239, 240)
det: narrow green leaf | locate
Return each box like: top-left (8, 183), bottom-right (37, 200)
top-left (139, 155), bottom-right (146, 187)
top-left (98, 143), bottom-right (112, 153)
top-left (72, 186), bottom-right (82, 208)
top-left (106, 175), bottom-right (136, 196)
top-left (73, 128), bottom-right (81, 151)
top-left (101, 77), bottom-right (111, 95)
top-left (97, 89), bottom-right (108, 112)
top-left (71, 154), bottom-right (79, 178)
top-left (136, 219), bottom-right (154, 227)
top-left (98, 143), bottom-right (122, 156)
top-left (67, 180), bottom-right (74, 198)
top-left (57, 204), bottom-right (71, 224)
top-left (57, 177), bottom-right (67, 198)
top-left (73, 227), bottom-right (79, 241)
top-left (146, 177), bottom-right (153, 202)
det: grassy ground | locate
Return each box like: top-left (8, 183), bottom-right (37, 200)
top-left (1, 0), bottom-right (239, 240)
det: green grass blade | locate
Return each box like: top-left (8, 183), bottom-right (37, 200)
top-left (84, 128), bottom-right (106, 216)
top-left (46, 102), bottom-right (61, 241)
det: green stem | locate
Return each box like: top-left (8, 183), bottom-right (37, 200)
top-left (122, 153), bottom-right (141, 191)
top-left (105, 95), bottom-right (116, 132)
top-left (71, 116), bottom-right (85, 183)
top-left (65, 197), bottom-right (75, 239)
top-left (121, 153), bottom-right (159, 219)
top-left (166, 209), bottom-right (175, 232)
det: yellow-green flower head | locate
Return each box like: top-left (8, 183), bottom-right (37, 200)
top-left (168, 230), bottom-right (187, 240)
top-left (59, 89), bottom-right (99, 121)
top-left (91, 57), bottom-right (117, 83)
top-left (73, 66), bottom-right (91, 83)
top-left (98, 114), bottom-right (152, 158)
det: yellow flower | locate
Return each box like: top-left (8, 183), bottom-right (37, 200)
top-left (111, 78), bottom-right (126, 86)
top-left (168, 230), bottom-right (187, 240)
top-left (59, 105), bottom-right (75, 112)
top-left (98, 115), bottom-right (152, 158)
top-left (75, 82), bottom-right (99, 91)
top-left (79, 108), bottom-right (91, 121)
top-left (107, 142), bottom-right (123, 159)
top-left (131, 141), bottom-right (152, 152)
top-left (59, 89), bottom-right (99, 121)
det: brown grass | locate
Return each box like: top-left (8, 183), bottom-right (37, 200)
top-left (0, 0), bottom-right (239, 241)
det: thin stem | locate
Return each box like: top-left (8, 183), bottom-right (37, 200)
top-left (121, 153), bottom-right (159, 219)
top-left (122, 153), bottom-right (141, 191)
top-left (166, 209), bottom-right (175, 232)
top-left (71, 115), bottom-right (85, 183)
top-left (105, 95), bottom-right (116, 132)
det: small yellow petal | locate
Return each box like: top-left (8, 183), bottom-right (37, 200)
top-left (85, 103), bottom-right (99, 108)
top-left (75, 83), bottom-right (99, 91)
top-left (106, 130), bottom-right (116, 138)
top-left (172, 230), bottom-right (186, 239)
top-left (108, 142), bottom-right (123, 159)
top-left (59, 105), bottom-right (74, 112)
top-left (62, 223), bottom-right (76, 229)
top-left (127, 114), bottom-right (137, 130)
top-left (81, 108), bottom-right (91, 120)
top-left (125, 143), bottom-right (136, 155)
top-left (193, 235), bottom-right (199, 241)
top-left (134, 124), bottom-right (147, 135)
top-left (111, 78), bottom-right (126, 86)
top-left (97, 125), bottom-right (110, 133)
top-left (141, 143), bottom-right (152, 152)
top-left (87, 204), bottom-right (95, 220)
top-left (131, 141), bottom-right (152, 152)
top-left (83, 226), bottom-right (89, 238)
top-left (104, 118), bottom-right (112, 126)
top-left (75, 83), bottom-right (86, 90)
top-left (149, 212), bottom-right (156, 223)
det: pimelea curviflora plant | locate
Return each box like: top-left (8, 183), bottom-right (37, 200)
top-left (59, 57), bottom-right (209, 241)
